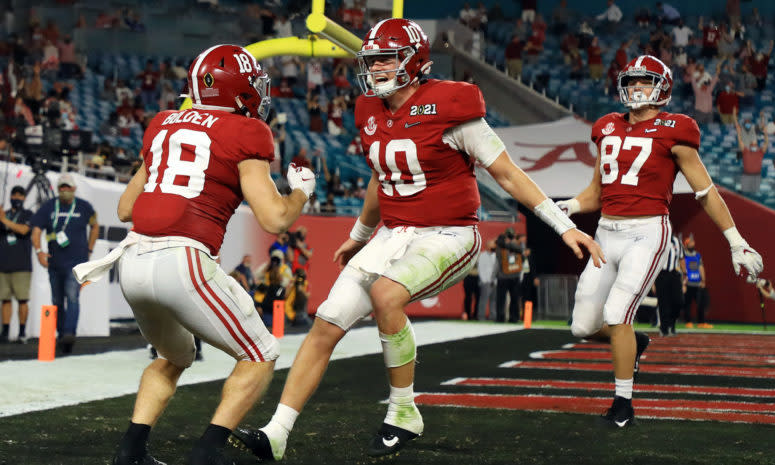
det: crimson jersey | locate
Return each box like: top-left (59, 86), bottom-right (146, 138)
top-left (591, 111), bottom-right (700, 216)
top-left (132, 109), bottom-right (274, 255)
top-left (355, 79), bottom-right (486, 228)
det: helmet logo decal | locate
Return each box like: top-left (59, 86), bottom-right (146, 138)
top-left (365, 116), bottom-right (377, 136)
top-left (203, 73), bottom-right (214, 87)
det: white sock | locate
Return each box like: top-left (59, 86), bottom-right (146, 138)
top-left (260, 403), bottom-right (298, 459)
top-left (615, 378), bottom-right (633, 400)
top-left (384, 384), bottom-right (423, 434)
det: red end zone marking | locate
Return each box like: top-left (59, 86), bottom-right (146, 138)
top-left (502, 360), bottom-right (775, 378)
top-left (567, 344), bottom-right (775, 356)
top-left (448, 378), bottom-right (775, 398)
top-left (532, 350), bottom-right (775, 366)
top-left (414, 393), bottom-right (775, 424)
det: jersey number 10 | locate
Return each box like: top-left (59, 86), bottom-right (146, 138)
top-left (599, 135), bottom-right (654, 186)
top-left (368, 139), bottom-right (427, 197)
top-left (145, 129), bottom-right (211, 198)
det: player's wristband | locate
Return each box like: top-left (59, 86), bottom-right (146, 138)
top-left (563, 198), bottom-right (581, 216)
top-left (534, 198), bottom-right (576, 236)
top-left (723, 226), bottom-right (747, 247)
top-left (349, 218), bottom-right (376, 243)
top-left (35, 248), bottom-right (43, 254)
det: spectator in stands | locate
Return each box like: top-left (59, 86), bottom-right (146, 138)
top-left (691, 59), bottom-right (722, 125)
top-left (333, 60), bottom-right (352, 91)
top-left (233, 255), bottom-right (256, 291)
top-left (671, 19), bottom-right (692, 49)
top-left (551, 0), bottom-right (572, 36)
top-left (159, 82), bottom-right (177, 110)
top-left (347, 134), bottom-right (363, 156)
top-left (274, 14), bottom-right (292, 38)
top-left (699, 17), bottom-right (720, 59)
top-left (747, 7), bottom-right (763, 29)
top-left (750, 41), bottom-right (773, 91)
top-left (614, 39), bottom-right (631, 70)
top-left (0, 185), bottom-right (33, 344)
top-left (95, 11), bottom-right (118, 29)
top-left (605, 59), bottom-right (620, 98)
top-left (587, 36), bottom-right (604, 81)
top-left (505, 34), bottom-right (524, 79)
top-left (19, 63), bottom-right (44, 116)
top-left (682, 237), bottom-right (711, 329)
top-left (459, 2), bottom-right (477, 29)
top-left (40, 40), bottom-right (59, 78)
top-left (475, 2), bottom-right (489, 33)
top-left (577, 20), bottom-right (595, 49)
top-left (560, 31), bottom-right (579, 65)
top-left (307, 91), bottom-right (324, 133)
top-left (327, 95), bottom-right (346, 136)
top-left (520, 247), bottom-right (539, 317)
top-left (115, 79), bottom-right (133, 105)
top-left (291, 147), bottom-right (312, 169)
top-left (523, 31), bottom-right (544, 65)
top-left (736, 108), bottom-right (769, 194)
top-left (634, 7), bottom-right (651, 28)
top-left (736, 110), bottom-right (759, 148)
top-left (521, 0), bottom-right (537, 24)
top-left (30, 173), bottom-right (99, 354)
top-left (716, 81), bottom-right (740, 125)
top-left (255, 249), bottom-right (293, 321)
top-left (726, 0), bottom-right (741, 28)
top-left (595, 0), bottom-right (623, 33)
top-left (270, 232), bottom-right (292, 263)
top-left (136, 60), bottom-right (159, 109)
top-left (307, 59), bottom-right (324, 92)
top-left (320, 192), bottom-right (337, 215)
top-left (302, 192), bottom-right (321, 215)
top-left (730, 21), bottom-right (745, 41)
top-left (568, 48), bottom-right (584, 80)
top-left (655, 2), bottom-right (680, 26)
top-left (122, 8), bottom-right (145, 32)
top-left (512, 18), bottom-right (528, 41)
top-left (717, 25), bottom-right (736, 60)
top-left (57, 35), bottom-right (79, 79)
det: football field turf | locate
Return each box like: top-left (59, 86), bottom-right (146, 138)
top-left (2, 328), bottom-right (774, 465)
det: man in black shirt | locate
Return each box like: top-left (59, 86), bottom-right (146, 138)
top-left (0, 186), bottom-right (33, 343)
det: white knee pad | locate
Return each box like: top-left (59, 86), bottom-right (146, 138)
top-left (315, 266), bottom-right (377, 331)
top-left (380, 319), bottom-right (417, 368)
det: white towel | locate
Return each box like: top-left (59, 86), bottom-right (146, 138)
top-left (72, 231), bottom-right (140, 284)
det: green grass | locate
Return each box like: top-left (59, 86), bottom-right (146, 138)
top-left (2, 330), bottom-right (774, 465)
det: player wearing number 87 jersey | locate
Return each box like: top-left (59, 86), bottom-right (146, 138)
top-left (72, 44), bottom-right (315, 465)
top-left (557, 54), bottom-right (763, 428)
top-left (229, 19), bottom-right (603, 463)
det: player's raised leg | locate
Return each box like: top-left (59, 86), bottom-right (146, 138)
top-left (366, 277), bottom-right (423, 457)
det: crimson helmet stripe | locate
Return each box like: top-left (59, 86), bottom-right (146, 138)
top-left (190, 44), bottom-right (221, 105)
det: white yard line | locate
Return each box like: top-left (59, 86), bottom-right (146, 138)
top-left (0, 321), bottom-right (521, 418)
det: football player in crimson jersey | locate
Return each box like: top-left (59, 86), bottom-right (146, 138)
top-left (230, 19), bottom-right (603, 460)
top-left (557, 55), bottom-right (763, 428)
top-left (73, 45), bottom-right (315, 465)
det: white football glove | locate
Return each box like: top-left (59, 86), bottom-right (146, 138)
top-left (286, 163), bottom-right (316, 199)
top-left (731, 244), bottom-right (763, 279)
top-left (555, 198), bottom-right (580, 217)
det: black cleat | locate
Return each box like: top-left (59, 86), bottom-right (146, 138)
top-left (188, 444), bottom-right (236, 465)
top-left (599, 395), bottom-right (635, 428)
top-left (228, 428), bottom-right (276, 461)
top-left (634, 331), bottom-right (650, 381)
top-left (113, 452), bottom-right (167, 465)
top-left (367, 423), bottom-right (420, 457)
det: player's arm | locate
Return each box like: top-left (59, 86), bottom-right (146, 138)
top-left (117, 162), bottom-right (147, 222)
top-left (239, 159), bottom-right (311, 234)
top-left (334, 170), bottom-right (381, 267)
top-left (558, 152), bottom-right (603, 215)
top-left (87, 214), bottom-right (99, 255)
top-left (673, 144), bottom-right (763, 277)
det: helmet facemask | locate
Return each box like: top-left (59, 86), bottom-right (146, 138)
top-left (356, 47), bottom-right (416, 98)
top-left (618, 71), bottom-right (670, 109)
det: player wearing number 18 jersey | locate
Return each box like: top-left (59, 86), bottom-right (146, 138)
top-left (73, 45), bottom-right (316, 465)
top-left (557, 55), bottom-right (763, 428)
top-left (230, 19), bottom-right (603, 462)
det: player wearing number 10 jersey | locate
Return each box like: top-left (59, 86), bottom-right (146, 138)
top-left (557, 55), bottom-right (763, 428)
top-left (74, 44), bottom-right (316, 465)
top-left (229, 18), bottom-right (603, 462)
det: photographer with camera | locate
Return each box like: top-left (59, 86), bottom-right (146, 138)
top-left (286, 268), bottom-right (311, 327)
top-left (254, 249), bottom-right (293, 325)
top-left (495, 227), bottom-right (524, 323)
top-left (288, 226), bottom-right (312, 275)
